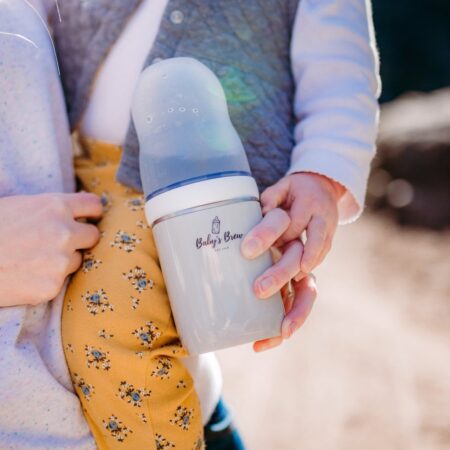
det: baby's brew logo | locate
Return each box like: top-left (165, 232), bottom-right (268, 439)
top-left (211, 216), bottom-right (220, 234)
top-left (196, 216), bottom-right (243, 251)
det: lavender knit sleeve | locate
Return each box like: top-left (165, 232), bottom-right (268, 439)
top-left (0, 3), bottom-right (94, 448)
top-left (288, 0), bottom-right (381, 223)
top-left (0, 0), bottom-right (74, 196)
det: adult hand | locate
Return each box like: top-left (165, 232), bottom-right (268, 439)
top-left (241, 172), bottom-right (344, 351)
top-left (253, 273), bottom-right (317, 352)
top-left (0, 192), bottom-right (102, 307)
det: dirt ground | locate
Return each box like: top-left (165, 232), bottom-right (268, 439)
top-left (217, 213), bottom-right (450, 450)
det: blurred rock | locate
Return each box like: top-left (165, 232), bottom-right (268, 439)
top-left (368, 89), bottom-right (450, 229)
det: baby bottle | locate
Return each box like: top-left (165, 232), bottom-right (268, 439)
top-left (132, 57), bottom-right (284, 355)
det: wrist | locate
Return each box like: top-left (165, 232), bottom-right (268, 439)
top-left (320, 174), bottom-right (346, 200)
top-left (290, 171), bottom-right (346, 201)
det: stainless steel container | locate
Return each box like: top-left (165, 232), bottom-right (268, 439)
top-left (133, 58), bottom-right (284, 354)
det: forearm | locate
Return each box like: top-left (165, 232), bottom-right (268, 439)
top-left (288, 0), bottom-right (380, 223)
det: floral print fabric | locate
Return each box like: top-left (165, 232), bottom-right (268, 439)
top-left (62, 137), bottom-right (204, 450)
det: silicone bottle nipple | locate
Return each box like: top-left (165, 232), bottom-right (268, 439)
top-left (132, 57), bottom-right (251, 200)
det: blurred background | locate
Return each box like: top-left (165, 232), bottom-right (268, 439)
top-left (217, 1), bottom-right (450, 449)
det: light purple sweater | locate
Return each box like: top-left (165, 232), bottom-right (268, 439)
top-left (0, 1), bottom-right (95, 448)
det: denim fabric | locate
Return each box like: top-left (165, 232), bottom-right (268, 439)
top-left (204, 399), bottom-right (245, 450)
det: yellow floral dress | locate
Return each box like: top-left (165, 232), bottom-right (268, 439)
top-left (62, 137), bottom-right (204, 450)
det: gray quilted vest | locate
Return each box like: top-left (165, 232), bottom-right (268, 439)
top-left (51, 0), bottom-right (299, 192)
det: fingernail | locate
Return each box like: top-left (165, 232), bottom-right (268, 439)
top-left (242, 237), bottom-right (262, 258)
top-left (258, 276), bottom-right (275, 293)
top-left (255, 339), bottom-right (280, 352)
top-left (255, 343), bottom-right (268, 352)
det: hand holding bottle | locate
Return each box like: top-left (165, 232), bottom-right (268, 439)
top-left (241, 172), bottom-right (345, 351)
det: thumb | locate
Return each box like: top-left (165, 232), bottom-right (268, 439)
top-left (260, 177), bottom-right (290, 215)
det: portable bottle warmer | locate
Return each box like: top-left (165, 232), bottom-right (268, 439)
top-left (132, 57), bottom-right (284, 354)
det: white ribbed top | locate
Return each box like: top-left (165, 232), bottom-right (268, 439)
top-left (145, 176), bottom-right (259, 225)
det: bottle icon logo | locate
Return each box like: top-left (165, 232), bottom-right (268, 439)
top-left (196, 216), bottom-right (243, 250)
top-left (211, 216), bottom-right (221, 234)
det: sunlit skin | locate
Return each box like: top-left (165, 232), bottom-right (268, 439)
top-left (0, 193), bottom-right (102, 306)
top-left (0, 172), bottom-right (342, 353)
top-left (241, 172), bottom-right (346, 352)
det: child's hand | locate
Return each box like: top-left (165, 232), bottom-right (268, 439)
top-left (261, 172), bottom-right (344, 273)
top-left (241, 172), bottom-right (345, 350)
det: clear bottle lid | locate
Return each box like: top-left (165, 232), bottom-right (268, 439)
top-left (132, 57), bottom-right (251, 200)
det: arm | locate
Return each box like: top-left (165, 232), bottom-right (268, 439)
top-left (260, 0), bottom-right (380, 271)
top-left (242, 0), bottom-right (380, 350)
top-left (288, 0), bottom-right (380, 223)
top-left (0, 1), bottom-right (102, 307)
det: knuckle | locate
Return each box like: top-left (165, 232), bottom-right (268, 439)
top-left (309, 195), bottom-right (322, 210)
top-left (276, 208), bottom-right (291, 226)
top-left (90, 224), bottom-right (101, 240)
top-left (261, 225), bottom-right (277, 239)
top-left (274, 265), bottom-right (291, 284)
top-left (47, 196), bottom-right (68, 216)
top-left (250, 227), bottom-right (269, 243)
top-left (316, 229), bottom-right (327, 243)
top-left (314, 215), bottom-right (327, 230)
top-left (299, 192), bottom-right (314, 208)
top-left (83, 224), bottom-right (100, 246)
top-left (55, 254), bottom-right (71, 273)
top-left (41, 277), bottom-right (62, 300)
top-left (89, 195), bottom-right (103, 214)
top-left (57, 225), bottom-right (73, 248)
top-left (260, 187), bottom-right (273, 203)
top-left (72, 252), bottom-right (83, 271)
top-left (265, 211), bottom-right (291, 235)
top-left (310, 223), bottom-right (327, 242)
top-left (289, 219), bottom-right (306, 237)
